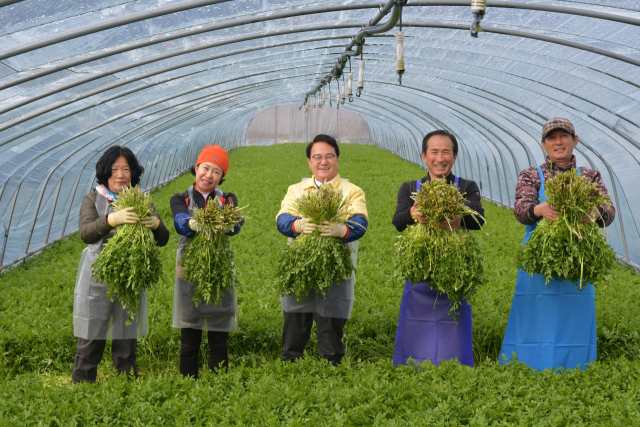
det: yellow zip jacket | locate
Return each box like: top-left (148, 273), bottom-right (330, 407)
top-left (276, 174), bottom-right (368, 221)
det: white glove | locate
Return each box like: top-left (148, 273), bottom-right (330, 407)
top-left (294, 217), bottom-right (317, 235)
top-left (141, 216), bottom-right (160, 230)
top-left (107, 207), bottom-right (139, 227)
top-left (320, 221), bottom-right (348, 238)
top-left (188, 219), bottom-right (203, 233)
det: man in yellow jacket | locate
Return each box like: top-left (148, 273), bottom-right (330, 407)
top-left (276, 134), bottom-right (368, 365)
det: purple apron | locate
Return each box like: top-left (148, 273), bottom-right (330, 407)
top-left (393, 176), bottom-right (474, 367)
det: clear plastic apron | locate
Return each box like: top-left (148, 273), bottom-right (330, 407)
top-left (280, 178), bottom-right (359, 319)
top-left (172, 186), bottom-right (238, 332)
top-left (73, 193), bottom-right (149, 340)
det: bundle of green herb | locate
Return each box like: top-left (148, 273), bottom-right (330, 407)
top-left (395, 179), bottom-right (485, 318)
top-left (278, 184), bottom-right (355, 300)
top-left (92, 186), bottom-right (162, 323)
top-left (179, 201), bottom-right (246, 306)
top-left (517, 168), bottom-right (615, 288)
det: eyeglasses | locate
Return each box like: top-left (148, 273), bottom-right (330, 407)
top-left (311, 153), bottom-right (337, 162)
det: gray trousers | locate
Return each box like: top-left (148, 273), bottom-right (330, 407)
top-left (282, 312), bottom-right (347, 365)
top-left (72, 338), bottom-right (137, 383)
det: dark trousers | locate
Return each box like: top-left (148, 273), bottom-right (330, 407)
top-left (180, 328), bottom-right (229, 379)
top-left (72, 338), bottom-right (137, 384)
top-left (282, 312), bottom-right (347, 365)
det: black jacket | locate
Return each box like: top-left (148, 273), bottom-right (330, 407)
top-left (170, 188), bottom-right (239, 216)
top-left (392, 173), bottom-right (485, 232)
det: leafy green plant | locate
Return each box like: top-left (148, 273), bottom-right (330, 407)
top-left (92, 186), bottom-right (162, 323)
top-left (179, 201), bottom-right (245, 306)
top-left (278, 184), bottom-right (355, 300)
top-left (395, 178), bottom-right (485, 318)
top-left (517, 167), bottom-right (616, 288)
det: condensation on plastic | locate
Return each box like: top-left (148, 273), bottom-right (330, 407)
top-left (0, 0), bottom-right (639, 269)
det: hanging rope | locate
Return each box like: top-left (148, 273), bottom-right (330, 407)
top-left (329, 80), bottom-right (332, 107)
top-left (341, 75), bottom-right (346, 105)
top-left (470, 0), bottom-right (486, 37)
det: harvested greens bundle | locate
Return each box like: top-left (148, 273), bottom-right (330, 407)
top-left (278, 184), bottom-right (355, 300)
top-left (395, 179), bottom-right (485, 318)
top-left (516, 167), bottom-right (615, 288)
top-left (92, 186), bottom-right (162, 323)
top-left (179, 200), bottom-right (245, 306)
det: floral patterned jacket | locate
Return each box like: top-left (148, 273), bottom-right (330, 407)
top-left (513, 155), bottom-right (615, 228)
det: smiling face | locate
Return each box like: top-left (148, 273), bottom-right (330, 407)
top-left (194, 161), bottom-right (224, 193)
top-left (421, 134), bottom-right (457, 180)
top-left (107, 155), bottom-right (132, 193)
top-left (542, 128), bottom-right (578, 168)
top-left (308, 141), bottom-right (339, 182)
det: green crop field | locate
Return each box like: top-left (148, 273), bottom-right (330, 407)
top-left (1, 143), bottom-right (639, 425)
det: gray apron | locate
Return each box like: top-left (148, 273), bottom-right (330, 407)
top-left (280, 178), bottom-right (359, 319)
top-left (73, 192), bottom-right (149, 340)
top-left (172, 186), bottom-right (238, 332)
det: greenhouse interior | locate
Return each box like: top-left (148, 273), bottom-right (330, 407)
top-left (2, 0), bottom-right (639, 270)
top-left (1, 0), bottom-right (640, 423)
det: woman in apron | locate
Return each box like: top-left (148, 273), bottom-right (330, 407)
top-left (500, 118), bottom-right (615, 371)
top-left (72, 146), bottom-right (169, 383)
top-left (391, 130), bottom-right (484, 368)
top-left (170, 145), bottom-right (244, 379)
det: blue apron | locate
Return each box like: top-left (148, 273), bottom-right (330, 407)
top-left (393, 176), bottom-right (474, 368)
top-left (500, 167), bottom-right (597, 371)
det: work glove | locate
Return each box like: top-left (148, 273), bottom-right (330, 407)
top-left (188, 219), bottom-right (204, 233)
top-left (320, 221), bottom-right (348, 238)
top-left (293, 217), bottom-right (317, 234)
top-left (107, 207), bottom-right (139, 227)
top-left (141, 216), bottom-right (160, 230)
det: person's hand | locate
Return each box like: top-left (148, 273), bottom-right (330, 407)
top-left (294, 217), bottom-right (317, 234)
top-left (141, 216), bottom-right (160, 230)
top-left (410, 205), bottom-right (428, 224)
top-left (188, 219), bottom-right (203, 233)
top-left (107, 207), bottom-right (139, 227)
top-left (581, 208), bottom-right (601, 223)
top-left (440, 214), bottom-right (462, 231)
top-left (320, 221), bottom-right (348, 238)
top-left (533, 202), bottom-right (559, 221)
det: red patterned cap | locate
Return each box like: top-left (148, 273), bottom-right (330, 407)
top-left (542, 118), bottom-right (575, 140)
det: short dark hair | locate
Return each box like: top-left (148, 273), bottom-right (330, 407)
top-left (190, 164), bottom-right (225, 186)
top-left (96, 145), bottom-right (144, 187)
top-left (306, 134), bottom-right (340, 159)
top-left (422, 130), bottom-right (458, 156)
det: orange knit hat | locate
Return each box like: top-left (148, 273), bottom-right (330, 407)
top-left (196, 145), bottom-right (229, 174)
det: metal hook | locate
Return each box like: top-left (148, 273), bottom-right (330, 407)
top-left (349, 95), bottom-right (353, 102)
top-left (470, 13), bottom-right (483, 38)
top-left (356, 90), bottom-right (362, 97)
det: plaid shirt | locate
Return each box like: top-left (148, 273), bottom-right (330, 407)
top-left (514, 155), bottom-right (615, 227)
